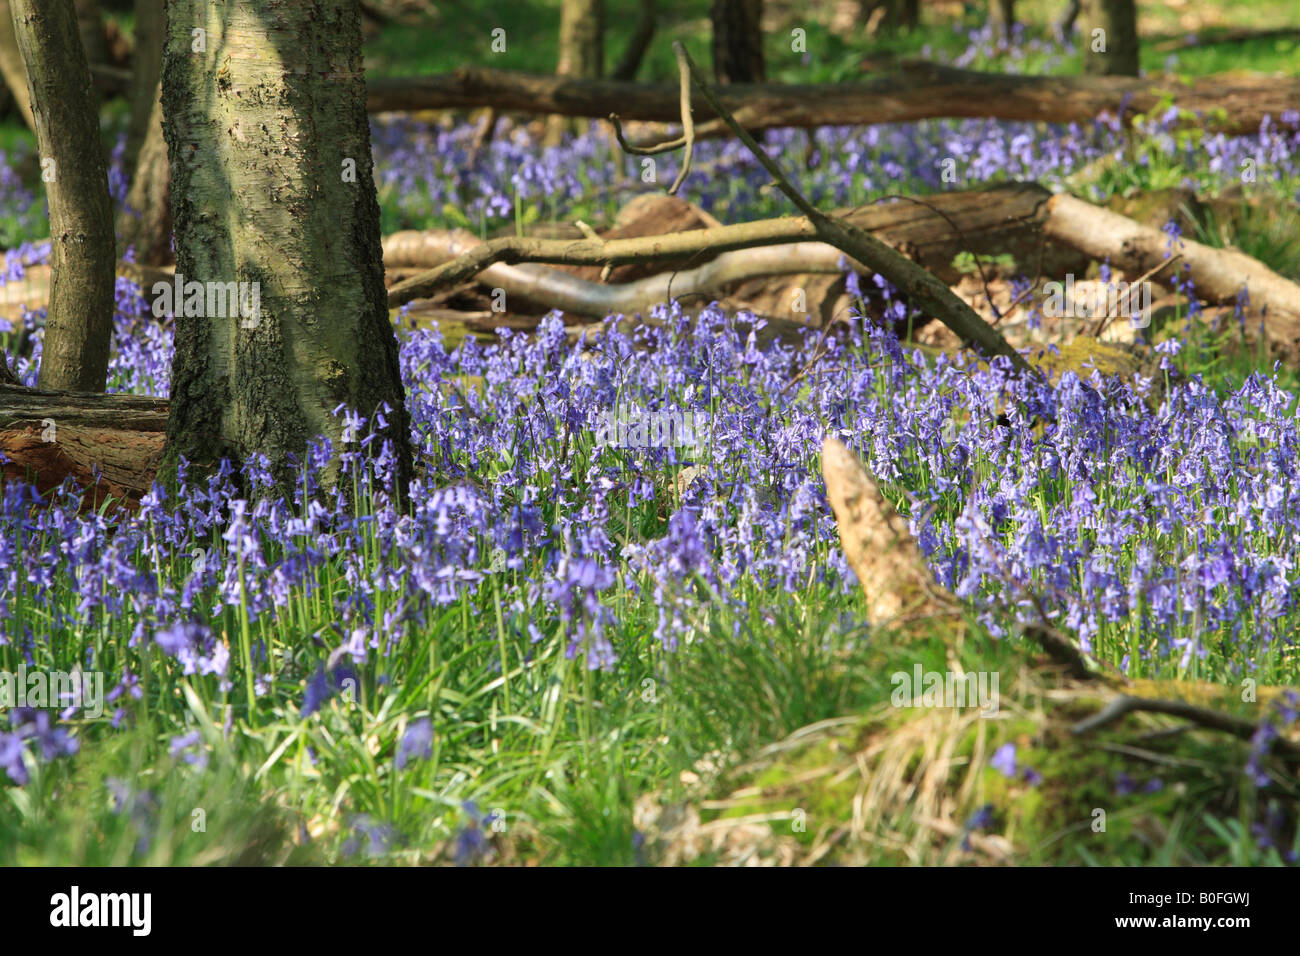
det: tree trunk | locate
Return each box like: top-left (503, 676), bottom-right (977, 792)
top-left (879, 0), bottom-right (920, 35)
top-left (989, 0), bottom-right (1016, 36)
top-left (711, 0), bottom-right (764, 84)
top-left (160, 0), bottom-right (412, 494)
top-left (1082, 0), bottom-right (1139, 76)
top-left (547, 0), bottom-right (604, 143)
top-left (125, 0), bottom-right (163, 172)
top-left (0, 0), bottom-right (33, 132)
top-left (73, 0), bottom-right (109, 69)
top-left (11, 0), bottom-right (116, 393)
top-left (611, 0), bottom-right (655, 82)
top-left (1056, 0), bottom-right (1081, 43)
top-left (117, 84), bottom-right (171, 266)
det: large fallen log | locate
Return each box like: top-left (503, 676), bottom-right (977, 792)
top-left (0, 384), bottom-right (167, 507)
top-left (366, 62), bottom-right (1300, 137)
top-left (384, 182), bottom-right (1079, 287)
top-left (1042, 194), bottom-right (1300, 362)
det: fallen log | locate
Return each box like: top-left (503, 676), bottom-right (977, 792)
top-left (366, 62), bottom-right (1300, 137)
top-left (383, 183), bottom-right (1080, 287)
top-left (1042, 194), bottom-right (1300, 362)
top-left (0, 384), bottom-right (167, 507)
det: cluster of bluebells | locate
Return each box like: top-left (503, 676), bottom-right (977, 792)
top-left (2, 278), bottom-right (1300, 786)
top-left (368, 107), bottom-right (1300, 234)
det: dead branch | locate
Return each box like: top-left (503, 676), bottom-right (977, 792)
top-left (1071, 694), bottom-right (1300, 757)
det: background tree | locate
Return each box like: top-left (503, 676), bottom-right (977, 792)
top-left (160, 0), bottom-right (411, 491)
top-left (711, 0), bottom-right (764, 84)
top-left (0, 0), bottom-right (33, 133)
top-left (1082, 0), bottom-right (1139, 76)
top-left (117, 0), bottom-right (170, 266)
top-left (11, 0), bottom-right (115, 392)
top-left (73, 0), bottom-right (110, 71)
top-left (611, 0), bottom-right (655, 82)
top-left (547, 0), bottom-right (604, 143)
top-left (989, 0), bottom-right (1016, 38)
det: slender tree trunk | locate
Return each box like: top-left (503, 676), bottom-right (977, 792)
top-left (118, 0), bottom-right (169, 266)
top-left (611, 0), bottom-right (655, 82)
top-left (547, 0), bottom-right (603, 142)
top-left (1056, 0), bottom-right (1082, 43)
top-left (1082, 0), bottom-right (1139, 76)
top-left (989, 0), bottom-right (1016, 37)
top-left (557, 0), bottom-right (603, 79)
top-left (711, 0), bottom-right (764, 84)
top-left (160, 0), bottom-right (411, 493)
top-left (73, 0), bottom-right (109, 69)
top-left (898, 0), bottom-right (920, 32)
top-left (125, 0), bottom-right (163, 171)
top-left (0, 0), bottom-right (33, 132)
top-left (118, 84), bottom-right (171, 266)
top-left (11, 0), bottom-right (115, 392)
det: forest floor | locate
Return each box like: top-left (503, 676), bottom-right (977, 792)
top-left (0, 1), bottom-right (1299, 865)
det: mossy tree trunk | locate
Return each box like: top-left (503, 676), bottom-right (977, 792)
top-left (1082, 0), bottom-right (1139, 76)
top-left (160, 0), bottom-right (411, 494)
top-left (11, 0), bottom-right (115, 392)
top-left (711, 0), bottom-right (764, 83)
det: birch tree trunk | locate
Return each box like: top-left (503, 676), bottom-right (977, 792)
top-left (11, 0), bottom-right (115, 392)
top-left (160, 0), bottom-right (411, 493)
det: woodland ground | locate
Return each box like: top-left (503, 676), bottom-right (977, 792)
top-left (1, 1), bottom-right (1299, 865)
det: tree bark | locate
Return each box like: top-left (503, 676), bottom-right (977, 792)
top-left (1082, 0), bottom-right (1139, 77)
top-left (365, 63), bottom-right (1298, 138)
top-left (711, 0), bottom-right (764, 84)
top-left (12, 0), bottom-right (116, 393)
top-left (161, 0), bottom-right (412, 493)
top-left (0, 0), bottom-right (33, 133)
